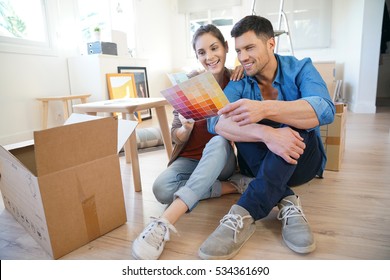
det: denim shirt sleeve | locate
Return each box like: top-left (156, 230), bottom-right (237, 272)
top-left (294, 59), bottom-right (336, 126)
top-left (302, 96), bottom-right (335, 126)
top-left (207, 115), bottom-right (219, 134)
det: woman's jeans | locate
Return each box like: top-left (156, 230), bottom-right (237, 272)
top-left (153, 135), bottom-right (236, 211)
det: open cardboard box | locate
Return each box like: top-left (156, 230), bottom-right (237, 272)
top-left (0, 114), bottom-right (137, 259)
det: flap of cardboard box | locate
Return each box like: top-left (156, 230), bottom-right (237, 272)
top-left (65, 113), bottom-right (137, 154)
top-left (34, 117), bottom-right (117, 176)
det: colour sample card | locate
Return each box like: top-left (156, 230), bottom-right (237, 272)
top-left (161, 72), bottom-right (230, 121)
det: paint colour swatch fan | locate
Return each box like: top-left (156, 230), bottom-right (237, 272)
top-left (161, 72), bottom-right (229, 121)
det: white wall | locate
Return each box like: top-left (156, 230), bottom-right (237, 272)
top-left (0, 0), bottom-right (385, 146)
top-left (0, 0), bottom-right (78, 145)
top-left (355, 0), bottom-right (384, 112)
top-left (333, 0), bottom-right (384, 113)
top-left (132, 0), bottom-right (175, 96)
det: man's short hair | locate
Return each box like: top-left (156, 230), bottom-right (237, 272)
top-left (231, 15), bottom-right (274, 41)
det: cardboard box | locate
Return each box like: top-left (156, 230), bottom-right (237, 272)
top-left (320, 103), bottom-right (347, 171)
top-left (0, 114), bottom-right (137, 259)
top-left (313, 61), bottom-right (336, 100)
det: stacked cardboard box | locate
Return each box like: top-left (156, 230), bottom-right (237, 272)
top-left (320, 103), bottom-right (346, 171)
top-left (0, 115), bottom-right (137, 259)
top-left (313, 61), bottom-right (336, 100)
top-left (313, 61), bottom-right (346, 171)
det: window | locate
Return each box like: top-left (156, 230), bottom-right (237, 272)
top-left (77, 0), bottom-right (136, 56)
top-left (0, 0), bottom-right (57, 56)
top-left (187, 8), bottom-right (236, 67)
top-left (77, 0), bottom-right (111, 48)
top-left (253, 0), bottom-right (332, 52)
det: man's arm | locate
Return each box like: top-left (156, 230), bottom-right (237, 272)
top-left (217, 59), bottom-right (336, 129)
top-left (215, 114), bottom-right (306, 164)
top-left (218, 99), bottom-right (319, 129)
top-left (215, 114), bottom-right (267, 142)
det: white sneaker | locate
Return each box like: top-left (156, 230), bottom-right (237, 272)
top-left (229, 173), bottom-right (255, 194)
top-left (132, 217), bottom-right (177, 260)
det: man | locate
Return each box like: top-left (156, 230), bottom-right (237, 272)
top-left (200, 15), bottom-right (335, 259)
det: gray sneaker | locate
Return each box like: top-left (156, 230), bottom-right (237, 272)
top-left (132, 217), bottom-right (177, 260)
top-left (277, 195), bottom-right (316, 254)
top-left (229, 173), bottom-right (255, 194)
top-left (198, 204), bottom-right (256, 259)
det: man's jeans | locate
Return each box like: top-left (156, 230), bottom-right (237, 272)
top-left (235, 127), bottom-right (322, 220)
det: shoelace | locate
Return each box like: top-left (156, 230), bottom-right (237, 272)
top-left (277, 200), bottom-right (308, 226)
top-left (143, 217), bottom-right (178, 250)
top-left (220, 213), bottom-right (251, 243)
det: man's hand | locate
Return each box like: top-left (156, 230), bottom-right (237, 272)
top-left (215, 114), bottom-right (305, 164)
top-left (263, 127), bottom-right (305, 165)
top-left (218, 99), bottom-right (265, 126)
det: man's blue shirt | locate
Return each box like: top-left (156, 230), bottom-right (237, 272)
top-left (207, 54), bottom-right (336, 176)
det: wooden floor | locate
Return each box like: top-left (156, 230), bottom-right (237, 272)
top-left (1, 107), bottom-right (389, 260)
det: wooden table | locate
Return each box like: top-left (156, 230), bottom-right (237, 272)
top-left (73, 98), bottom-right (172, 192)
top-left (36, 94), bottom-right (91, 129)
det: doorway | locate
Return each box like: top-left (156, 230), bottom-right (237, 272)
top-left (376, 0), bottom-right (390, 107)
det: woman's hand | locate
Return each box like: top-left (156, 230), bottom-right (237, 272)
top-left (179, 114), bottom-right (194, 131)
top-left (230, 65), bottom-right (244, 81)
top-left (175, 114), bottom-right (195, 142)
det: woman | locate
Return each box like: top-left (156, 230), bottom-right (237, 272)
top-left (132, 24), bottom-right (253, 260)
